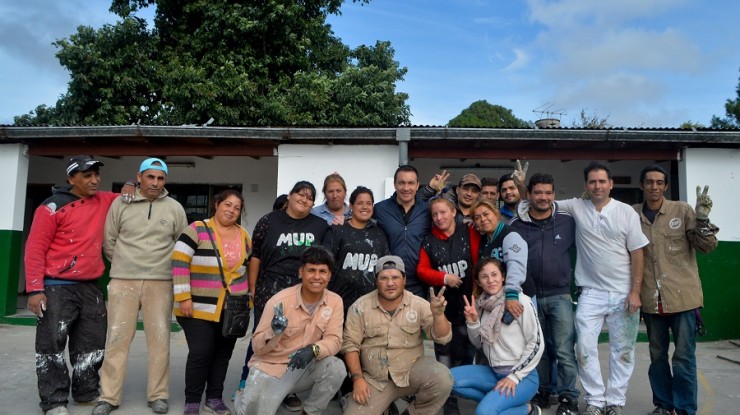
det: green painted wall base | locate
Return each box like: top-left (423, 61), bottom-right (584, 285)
top-left (0, 230), bottom-right (22, 317)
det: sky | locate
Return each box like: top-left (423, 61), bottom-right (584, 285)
top-left (2, 0), bottom-right (739, 127)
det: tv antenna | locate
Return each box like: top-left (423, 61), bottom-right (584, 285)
top-left (532, 103), bottom-right (567, 128)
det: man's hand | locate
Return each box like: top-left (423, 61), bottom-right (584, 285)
top-left (28, 293), bottom-right (47, 318)
top-left (428, 170), bottom-right (450, 192)
top-left (271, 302), bottom-right (288, 335)
top-left (463, 295), bottom-right (478, 323)
top-left (351, 377), bottom-right (372, 405)
top-left (121, 181), bottom-right (137, 204)
top-left (331, 215), bottom-right (345, 225)
top-left (445, 274), bottom-right (462, 288)
top-left (429, 287), bottom-right (448, 316)
top-left (505, 299), bottom-right (523, 318)
top-left (512, 160), bottom-right (529, 186)
top-left (287, 345), bottom-right (315, 370)
top-left (179, 299), bottom-right (193, 317)
top-left (695, 185), bottom-right (712, 221)
top-left (626, 292), bottom-right (641, 314)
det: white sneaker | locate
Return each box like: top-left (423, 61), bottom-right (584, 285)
top-left (45, 407), bottom-right (70, 415)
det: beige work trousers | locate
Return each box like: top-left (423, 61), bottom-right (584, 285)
top-left (343, 356), bottom-right (453, 415)
top-left (99, 279), bottom-right (174, 405)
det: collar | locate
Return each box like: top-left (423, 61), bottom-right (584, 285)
top-left (294, 284), bottom-right (328, 311)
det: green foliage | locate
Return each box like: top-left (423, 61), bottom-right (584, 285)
top-left (680, 120), bottom-right (706, 129)
top-left (15, 0), bottom-right (409, 127)
top-left (711, 68), bottom-right (740, 128)
top-left (447, 100), bottom-right (529, 128)
top-left (571, 108), bottom-right (611, 128)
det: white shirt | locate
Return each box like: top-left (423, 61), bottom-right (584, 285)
top-left (557, 198), bottom-right (649, 294)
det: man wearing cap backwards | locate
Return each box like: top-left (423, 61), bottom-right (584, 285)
top-left (92, 158), bottom-right (188, 415)
top-left (25, 155), bottom-right (135, 415)
top-left (342, 255), bottom-right (454, 415)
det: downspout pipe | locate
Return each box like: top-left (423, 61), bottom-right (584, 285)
top-left (396, 128), bottom-right (411, 166)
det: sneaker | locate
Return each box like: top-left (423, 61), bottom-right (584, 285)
top-left (605, 405), bottom-right (625, 415)
top-left (649, 407), bottom-right (672, 415)
top-left (528, 403), bottom-right (542, 415)
top-left (584, 404), bottom-right (604, 415)
top-left (45, 407), bottom-right (70, 415)
top-left (203, 399), bottom-right (231, 415)
top-left (92, 401), bottom-right (119, 415)
top-left (281, 394), bottom-right (303, 412)
top-left (532, 392), bottom-right (551, 409)
top-left (148, 399), bottom-right (169, 414)
top-left (557, 396), bottom-right (580, 415)
top-left (231, 379), bottom-right (246, 401)
top-left (183, 402), bottom-right (200, 415)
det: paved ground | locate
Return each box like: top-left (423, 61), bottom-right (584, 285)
top-left (1, 323), bottom-right (739, 415)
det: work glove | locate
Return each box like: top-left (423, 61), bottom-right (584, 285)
top-left (287, 345), bottom-right (316, 370)
top-left (695, 185), bottom-right (712, 221)
top-left (271, 302), bottom-right (288, 335)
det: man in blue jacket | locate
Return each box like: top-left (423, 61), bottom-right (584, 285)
top-left (510, 173), bottom-right (579, 415)
top-left (373, 165), bottom-right (431, 298)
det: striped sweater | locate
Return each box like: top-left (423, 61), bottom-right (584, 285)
top-left (172, 219), bottom-right (252, 322)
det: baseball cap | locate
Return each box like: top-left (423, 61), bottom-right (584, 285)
top-left (375, 255), bottom-right (406, 276)
top-left (459, 173), bottom-right (482, 190)
top-left (66, 155), bottom-right (104, 176)
top-left (139, 158), bottom-right (168, 175)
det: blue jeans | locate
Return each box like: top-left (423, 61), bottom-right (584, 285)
top-left (451, 365), bottom-right (539, 415)
top-left (643, 310), bottom-right (698, 415)
top-left (536, 294), bottom-right (579, 400)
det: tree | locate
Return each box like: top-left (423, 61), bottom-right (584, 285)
top-left (710, 68), bottom-right (740, 128)
top-left (680, 121), bottom-right (706, 129)
top-left (571, 109), bottom-right (611, 128)
top-left (447, 100), bottom-right (529, 128)
top-left (15, 0), bottom-right (410, 127)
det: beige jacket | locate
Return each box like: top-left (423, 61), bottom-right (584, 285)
top-left (633, 198), bottom-right (718, 314)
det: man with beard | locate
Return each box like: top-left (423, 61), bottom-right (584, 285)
top-left (510, 173), bottom-right (579, 415)
top-left (499, 173), bottom-right (523, 222)
top-left (423, 172), bottom-right (482, 225)
top-left (342, 256), bottom-right (453, 415)
top-left (311, 173), bottom-right (350, 225)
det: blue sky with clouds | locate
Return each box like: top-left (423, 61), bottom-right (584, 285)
top-left (2, 0), bottom-right (739, 127)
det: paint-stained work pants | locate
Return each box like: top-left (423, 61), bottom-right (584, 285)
top-left (236, 356), bottom-right (345, 415)
top-left (342, 356), bottom-right (453, 415)
top-left (98, 279), bottom-right (173, 406)
top-left (575, 287), bottom-right (639, 407)
top-left (35, 281), bottom-right (107, 412)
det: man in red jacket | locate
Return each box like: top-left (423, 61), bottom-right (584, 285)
top-left (25, 155), bottom-right (132, 415)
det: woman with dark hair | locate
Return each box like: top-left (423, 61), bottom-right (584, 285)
top-left (417, 195), bottom-right (480, 415)
top-left (451, 257), bottom-right (543, 415)
top-left (172, 189), bottom-right (252, 415)
top-left (235, 181), bottom-right (328, 411)
top-left (323, 186), bottom-right (389, 316)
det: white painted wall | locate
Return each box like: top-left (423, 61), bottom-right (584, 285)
top-left (277, 144), bottom-right (400, 205)
top-left (0, 144), bottom-right (29, 231)
top-left (680, 148), bottom-right (740, 241)
top-left (25, 155), bottom-right (278, 234)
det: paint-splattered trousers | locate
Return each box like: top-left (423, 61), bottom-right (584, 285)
top-left (343, 356), bottom-right (453, 415)
top-left (235, 356), bottom-right (345, 415)
top-left (575, 287), bottom-right (639, 407)
top-left (35, 281), bottom-right (107, 412)
top-left (98, 279), bottom-right (173, 406)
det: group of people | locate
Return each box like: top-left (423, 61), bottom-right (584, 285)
top-left (25, 156), bottom-right (718, 415)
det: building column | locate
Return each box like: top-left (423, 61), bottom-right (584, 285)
top-left (0, 144), bottom-right (29, 317)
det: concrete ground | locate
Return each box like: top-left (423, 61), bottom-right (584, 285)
top-left (1, 323), bottom-right (739, 415)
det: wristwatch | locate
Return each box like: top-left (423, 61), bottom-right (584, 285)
top-left (311, 344), bottom-right (321, 358)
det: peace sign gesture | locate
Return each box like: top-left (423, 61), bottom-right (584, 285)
top-left (463, 295), bottom-right (479, 323)
top-left (695, 185), bottom-right (712, 221)
top-left (512, 160), bottom-right (529, 185)
top-left (429, 170), bottom-right (450, 192)
top-left (429, 286), bottom-right (448, 316)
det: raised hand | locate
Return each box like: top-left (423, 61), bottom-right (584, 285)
top-left (429, 286), bottom-right (448, 316)
top-left (463, 294), bottom-right (478, 323)
top-left (271, 302), bottom-right (288, 335)
top-left (695, 185), bottom-right (712, 221)
top-left (512, 160), bottom-right (529, 185)
top-left (429, 170), bottom-right (450, 192)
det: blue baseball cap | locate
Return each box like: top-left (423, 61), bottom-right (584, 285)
top-left (139, 158), bottom-right (168, 175)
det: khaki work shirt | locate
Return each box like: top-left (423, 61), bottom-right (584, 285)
top-left (249, 284), bottom-right (344, 378)
top-left (342, 290), bottom-right (451, 391)
top-left (634, 198), bottom-right (718, 314)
